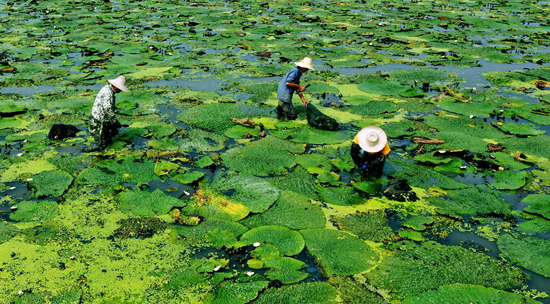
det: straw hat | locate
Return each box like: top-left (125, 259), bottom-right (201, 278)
top-left (295, 57), bottom-right (315, 71)
top-left (108, 75), bottom-right (130, 92)
top-left (357, 126), bottom-right (387, 153)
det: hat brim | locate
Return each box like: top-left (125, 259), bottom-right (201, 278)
top-left (108, 79), bottom-right (130, 92)
top-left (294, 62), bottom-right (315, 71)
top-left (357, 126), bottom-right (387, 153)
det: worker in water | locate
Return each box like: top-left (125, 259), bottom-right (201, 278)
top-left (351, 126), bottom-right (391, 178)
top-left (276, 57), bottom-right (314, 120)
top-left (85, 75), bottom-right (129, 151)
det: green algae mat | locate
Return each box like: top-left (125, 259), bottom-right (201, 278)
top-left (1, 0), bottom-right (550, 303)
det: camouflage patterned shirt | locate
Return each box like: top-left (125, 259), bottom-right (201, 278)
top-left (91, 85), bottom-right (117, 123)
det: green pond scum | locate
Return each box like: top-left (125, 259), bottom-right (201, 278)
top-left (1, 0), bottom-right (550, 303)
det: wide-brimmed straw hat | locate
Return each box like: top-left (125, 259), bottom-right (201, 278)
top-left (357, 126), bottom-right (387, 153)
top-left (295, 57), bottom-right (315, 71)
top-left (108, 75), bottom-right (130, 92)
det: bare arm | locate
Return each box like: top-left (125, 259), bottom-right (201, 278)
top-left (286, 82), bottom-right (308, 106)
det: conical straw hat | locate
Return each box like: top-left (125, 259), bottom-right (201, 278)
top-left (108, 75), bottom-right (130, 92)
top-left (294, 57), bottom-right (315, 70)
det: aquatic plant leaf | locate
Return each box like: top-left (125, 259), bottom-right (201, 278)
top-left (208, 171), bottom-right (280, 213)
top-left (146, 122), bottom-right (177, 138)
top-left (434, 159), bottom-right (475, 174)
top-left (224, 125), bottom-right (260, 139)
top-left (296, 153), bottom-right (332, 175)
top-left (78, 157), bottom-right (157, 188)
top-left (491, 170), bottom-right (527, 190)
top-left (1, 160), bottom-right (57, 182)
top-left (264, 257), bottom-right (308, 284)
top-left (518, 215), bottom-right (550, 233)
top-left (383, 121), bottom-right (415, 138)
top-left (251, 243), bottom-right (280, 261)
top-left (492, 152), bottom-right (532, 170)
top-left (439, 101), bottom-right (494, 117)
top-left (388, 68), bottom-right (452, 83)
top-left (0, 102), bottom-right (26, 115)
top-left (204, 280), bottom-right (268, 304)
top-left (523, 194), bottom-right (550, 220)
top-left (240, 225), bottom-right (305, 256)
top-left (350, 100), bottom-right (398, 115)
top-left (126, 67), bottom-right (172, 79)
top-left (402, 284), bottom-right (542, 304)
top-left (0, 221), bottom-right (19, 243)
top-left (196, 156), bottom-right (214, 168)
top-left (248, 135), bottom-right (306, 154)
top-left (182, 189), bottom-right (250, 221)
top-left (271, 125), bottom-right (352, 145)
top-left (29, 170), bottom-right (73, 197)
top-left (147, 138), bottom-right (179, 150)
top-left (268, 167), bottom-right (319, 200)
top-left (387, 158), bottom-right (468, 190)
top-left (254, 282), bottom-right (337, 304)
top-left (332, 211), bottom-right (395, 242)
top-left (300, 229), bottom-right (378, 276)
top-left (172, 171), bottom-right (205, 184)
top-left (179, 128), bottom-right (227, 152)
top-left (10, 200), bottom-right (58, 222)
top-left (307, 82), bottom-right (340, 94)
top-left (399, 88), bottom-right (425, 98)
top-left (331, 276), bottom-right (387, 304)
top-left (368, 241), bottom-right (524, 300)
top-left (117, 189), bottom-right (185, 216)
top-left (174, 219), bottom-right (248, 240)
top-left (429, 185), bottom-right (511, 217)
top-left (358, 79), bottom-right (406, 96)
top-left (403, 216), bottom-right (433, 231)
top-left (180, 103), bottom-right (260, 133)
top-left (497, 122), bottom-right (545, 136)
top-left (153, 161), bottom-right (179, 177)
top-left (240, 191), bottom-right (325, 230)
top-left (498, 234), bottom-right (550, 278)
top-left (206, 229), bottom-right (238, 248)
top-left (316, 185), bottom-right (364, 206)
top-left (221, 146), bottom-right (296, 176)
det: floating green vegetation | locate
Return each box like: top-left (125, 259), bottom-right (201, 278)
top-left (180, 103), bottom-right (263, 133)
top-left (491, 170), bottom-right (528, 190)
top-left (1, 159), bottom-right (57, 183)
top-left (268, 167), bottom-right (319, 200)
top-left (117, 189), bottom-right (185, 216)
top-left (402, 284), bottom-right (542, 304)
top-left (113, 217), bottom-right (169, 239)
top-left (263, 256), bottom-right (308, 284)
top-left (388, 158), bottom-right (467, 190)
top-left (174, 219), bottom-right (248, 242)
top-left (0, 221), bottom-right (19, 243)
top-left (29, 170), bottom-right (73, 197)
top-left (221, 146), bottom-right (296, 176)
top-left (204, 280), bottom-right (268, 304)
top-left (172, 171), bottom-right (205, 184)
top-left (498, 234), bottom-right (550, 278)
top-left (78, 156), bottom-right (157, 189)
top-left (358, 79), bottom-right (407, 96)
top-left (429, 186), bottom-right (512, 218)
top-left (180, 189), bottom-right (250, 222)
top-left (332, 210), bottom-right (395, 242)
top-left (240, 225), bottom-right (305, 256)
top-left (368, 241), bottom-right (525, 300)
top-left (523, 194), bottom-right (550, 219)
top-left (254, 282), bottom-right (337, 304)
top-left (301, 228), bottom-right (378, 276)
top-left (240, 190), bottom-right (325, 230)
top-left (271, 125), bottom-right (352, 145)
top-left (179, 128), bottom-right (227, 152)
top-left (247, 135), bottom-right (306, 154)
top-left (316, 185), bottom-right (365, 206)
top-left (10, 200), bottom-right (58, 222)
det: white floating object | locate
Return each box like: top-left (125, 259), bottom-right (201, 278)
top-left (26, 178), bottom-right (33, 182)
top-left (10, 206), bottom-right (17, 211)
top-left (253, 242), bottom-right (261, 247)
top-left (9, 186), bottom-right (16, 190)
top-left (460, 166), bottom-right (467, 170)
top-left (183, 191), bottom-right (190, 196)
top-left (469, 115), bottom-right (475, 119)
top-left (16, 153), bottom-right (23, 157)
top-left (18, 290), bottom-right (24, 295)
top-left (213, 265), bottom-right (222, 272)
top-left (246, 271), bottom-right (254, 276)
top-left (438, 150), bottom-right (446, 153)
top-left (70, 256), bottom-right (75, 260)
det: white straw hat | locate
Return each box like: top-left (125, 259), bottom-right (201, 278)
top-left (357, 126), bottom-right (387, 153)
top-left (108, 75), bottom-right (130, 92)
top-left (294, 57), bottom-right (315, 71)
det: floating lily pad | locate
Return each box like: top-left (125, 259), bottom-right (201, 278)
top-left (254, 282), bottom-right (337, 304)
top-left (491, 170), bottom-right (527, 190)
top-left (388, 158), bottom-right (468, 190)
top-left (251, 244), bottom-right (281, 261)
top-left (434, 159), bottom-right (475, 174)
top-left (196, 156), bottom-right (214, 168)
top-left (264, 257), bottom-right (307, 284)
top-left (268, 167), bottom-right (319, 200)
top-left (403, 216), bottom-right (433, 231)
top-left (205, 280), bottom-right (268, 304)
top-left (10, 200), bottom-right (58, 222)
top-left (117, 188), bottom-right (185, 216)
top-left (316, 185), bottom-right (365, 206)
top-left (206, 229), bottom-right (238, 248)
top-left (208, 171), bottom-right (280, 213)
top-left (271, 126), bottom-right (352, 145)
top-left (439, 102), bottom-right (495, 117)
top-left (402, 284), bottom-right (542, 304)
top-left (221, 146), bottom-right (296, 176)
top-left (224, 125), bottom-right (260, 139)
top-left (1, 160), bottom-right (57, 182)
top-left (430, 185), bottom-right (511, 218)
top-left (146, 122), bottom-right (177, 138)
top-left (296, 153), bottom-right (332, 175)
top-left (492, 152), bottom-right (532, 170)
top-left (78, 157), bottom-right (157, 188)
top-left (172, 171), bottom-right (205, 184)
top-left (332, 210), bottom-right (395, 242)
top-left (301, 228), bottom-right (378, 276)
top-left (248, 135), bottom-right (306, 154)
top-left (180, 103), bottom-right (260, 133)
top-left (240, 225), bottom-right (305, 256)
top-left (368, 241), bottom-right (524, 300)
top-left (174, 219), bottom-right (248, 240)
top-left (350, 100), bottom-right (399, 115)
top-left (147, 138), bottom-right (179, 150)
top-left (179, 128), bottom-right (227, 152)
top-left (0, 102), bottom-right (26, 115)
top-left (240, 191), bottom-right (325, 230)
top-left (0, 221), bottom-right (19, 243)
top-left (358, 79), bottom-right (406, 96)
top-left (154, 161), bottom-right (179, 176)
top-left (523, 194), bottom-right (550, 219)
top-left (182, 189), bottom-right (250, 221)
top-left (29, 170), bottom-right (73, 197)
top-left (498, 234), bottom-right (550, 278)
top-left (497, 122), bottom-right (545, 136)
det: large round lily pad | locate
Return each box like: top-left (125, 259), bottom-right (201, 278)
top-left (498, 234), bottom-right (550, 278)
top-left (205, 280), bottom-right (268, 304)
top-left (10, 200), bottom-right (58, 222)
top-left (254, 282), bottom-right (337, 304)
top-left (491, 170), bottom-right (527, 190)
top-left (300, 228), bottom-right (378, 276)
top-left (523, 194), bottom-right (550, 219)
top-left (117, 189), bottom-right (185, 216)
top-left (240, 225), bottom-right (305, 256)
top-left (221, 146), bottom-right (296, 176)
top-left (30, 170), bottom-right (73, 197)
top-left (402, 284), bottom-right (542, 304)
top-left (208, 171), bottom-right (280, 213)
top-left (264, 257), bottom-right (308, 284)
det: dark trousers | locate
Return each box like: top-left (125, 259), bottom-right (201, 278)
top-left (90, 117), bottom-right (120, 148)
top-left (351, 142), bottom-right (387, 178)
top-left (277, 99), bottom-right (297, 120)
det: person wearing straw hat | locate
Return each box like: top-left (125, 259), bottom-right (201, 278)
top-left (85, 75), bottom-right (130, 151)
top-left (276, 57), bottom-right (314, 120)
top-left (351, 126), bottom-right (391, 178)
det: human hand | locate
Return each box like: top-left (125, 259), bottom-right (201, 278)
top-left (298, 85), bottom-right (306, 92)
top-left (302, 98), bottom-right (309, 106)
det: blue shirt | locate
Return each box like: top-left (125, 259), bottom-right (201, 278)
top-left (277, 66), bottom-right (302, 103)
